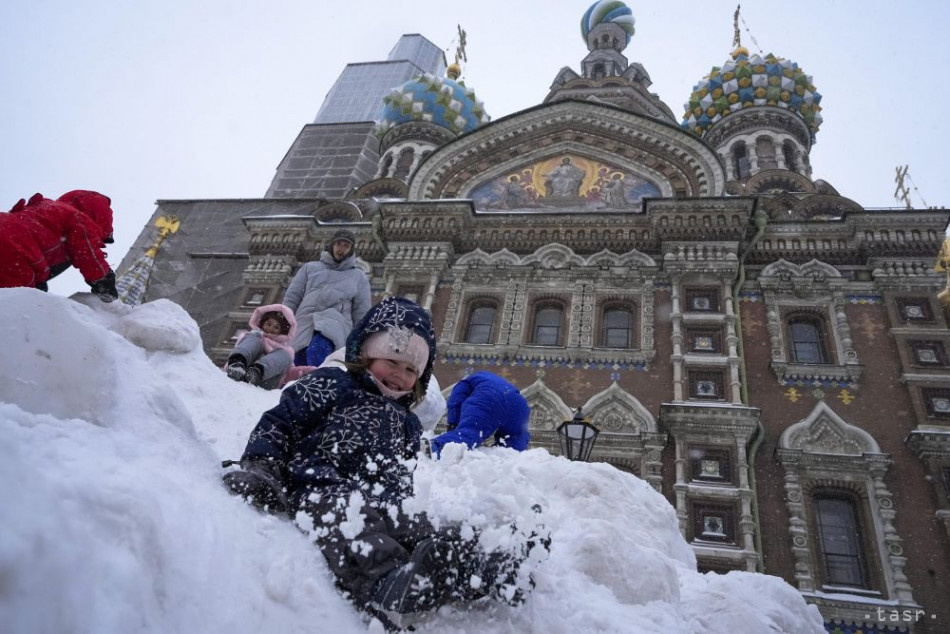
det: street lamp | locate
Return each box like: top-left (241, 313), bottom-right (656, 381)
top-left (557, 408), bottom-right (599, 462)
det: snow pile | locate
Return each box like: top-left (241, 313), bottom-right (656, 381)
top-left (0, 289), bottom-right (824, 633)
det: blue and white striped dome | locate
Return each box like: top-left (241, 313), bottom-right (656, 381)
top-left (581, 1), bottom-right (636, 46)
top-left (376, 73), bottom-right (489, 138)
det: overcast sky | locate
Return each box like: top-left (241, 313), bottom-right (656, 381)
top-left (3, 0), bottom-right (949, 297)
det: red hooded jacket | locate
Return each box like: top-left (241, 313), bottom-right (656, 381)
top-left (0, 190), bottom-right (114, 288)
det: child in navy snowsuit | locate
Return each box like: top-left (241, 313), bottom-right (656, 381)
top-left (430, 371), bottom-right (531, 458)
top-left (225, 304), bottom-right (296, 389)
top-left (222, 297), bottom-right (544, 619)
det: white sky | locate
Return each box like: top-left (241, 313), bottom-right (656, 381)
top-left (0, 288), bottom-right (827, 633)
top-left (3, 1), bottom-right (949, 296)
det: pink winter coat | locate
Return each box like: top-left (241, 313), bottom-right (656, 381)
top-left (238, 304), bottom-right (297, 359)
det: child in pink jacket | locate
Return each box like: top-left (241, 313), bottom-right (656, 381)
top-left (225, 304), bottom-right (296, 389)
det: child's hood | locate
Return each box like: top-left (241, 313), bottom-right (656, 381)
top-left (344, 296), bottom-right (437, 395)
top-left (248, 303), bottom-right (297, 340)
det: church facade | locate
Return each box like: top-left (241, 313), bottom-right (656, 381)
top-left (118, 4), bottom-right (950, 631)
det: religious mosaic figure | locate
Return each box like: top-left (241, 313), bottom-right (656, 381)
top-left (499, 174), bottom-right (531, 208)
top-left (543, 157), bottom-right (585, 198)
top-left (603, 173), bottom-right (628, 208)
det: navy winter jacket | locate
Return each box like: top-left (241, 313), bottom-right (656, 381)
top-left (242, 297), bottom-right (437, 508)
top-left (431, 371), bottom-right (531, 456)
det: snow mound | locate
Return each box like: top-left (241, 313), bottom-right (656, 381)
top-left (0, 289), bottom-right (824, 633)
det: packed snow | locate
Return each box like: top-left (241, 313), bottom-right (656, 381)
top-left (0, 288), bottom-right (824, 633)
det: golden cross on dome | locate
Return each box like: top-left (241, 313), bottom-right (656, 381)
top-left (733, 4), bottom-right (742, 49)
top-left (455, 24), bottom-right (467, 66)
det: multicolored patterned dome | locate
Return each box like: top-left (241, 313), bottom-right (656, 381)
top-left (681, 48), bottom-right (823, 141)
top-left (581, 0), bottom-right (636, 46)
top-left (376, 73), bottom-right (489, 138)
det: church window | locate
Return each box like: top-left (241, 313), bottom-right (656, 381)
top-left (733, 142), bottom-right (750, 179)
top-left (394, 147), bottom-right (415, 180)
top-left (685, 287), bottom-right (719, 312)
top-left (814, 495), bottom-right (868, 589)
top-left (783, 141), bottom-right (797, 171)
top-left (910, 340), bottom-right (947, 366)
top-left (687, 328), bottom-right (721, 353)
top-left (788, 317), bottom-right (828, 364)
top-left (243, 287), bottom-right (268, 306)
top-left (464, 303), bottom-right (497, 344)
top-left (395, 284), bottom-right (424, 304)
top-left (601, 305), bottom-right (634, 348)
top-left (688, 370), bottom-right (724, 400)
top-left (691, 502), bottom-right (736, 544)
top-left (922, 388), bottom-right (950, 418)
top-left (532, 304), bottom-right (563, 346)
top-left (379, 152), bottom-right (394, 178)
top-left (689, 446), bottom-right (733, 484)
top-left (896, 298), bottom-right (933, 323)
top-left (756, 137), bottom-right (777, 170)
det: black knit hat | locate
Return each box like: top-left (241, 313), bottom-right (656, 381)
top-left (328, 229), bottom-right (355, 248)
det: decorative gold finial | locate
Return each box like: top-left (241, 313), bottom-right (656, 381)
top-left (894, 164), bottom-right (928, 210)
top-left (454, 24), bottom-right (467, 66)
top-left (733, 4), bottom-right (742, 49)
top-left (145, 215), bottom-right (180, 258)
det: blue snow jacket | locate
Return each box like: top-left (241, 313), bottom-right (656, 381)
top-left (241, 297), bottom-right (437, 508)
top-left (430, 371), bottom-right (531, 457)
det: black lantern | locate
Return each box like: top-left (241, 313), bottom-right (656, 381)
top-left (557, 408), bottom-right (599, 461)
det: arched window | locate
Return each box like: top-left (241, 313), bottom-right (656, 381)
top-left (602, 306), bottom-right (634, 348)
top-left (756, 137), bottom-right (777, 170)
top-left (464, 303), bottom-right (496, 344)
top-left (378, 153), bottom-right (394, 178)
top-left (733, 142), bottom-right (750, 179)
top-left (533, 304), bottom-right (563, 346)
top-left (393, 147), bottom-right (415, 180)
top-left (789, 317), bottom-right (827, 364)
top-left (814, 495), bottom-right (868, 588)
top-left (782, 141), bottom-right (797, 172)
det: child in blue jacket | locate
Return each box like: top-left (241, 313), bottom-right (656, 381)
top-left (431, 371), bottom-right (531, 457)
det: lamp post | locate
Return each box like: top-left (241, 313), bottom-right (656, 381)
top-left (557, 408), bottom-right (599, 462)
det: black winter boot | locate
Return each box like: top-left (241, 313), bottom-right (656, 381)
top-left (226, 355), bottom-right (247, 382)
top-left (370, 537), bottom-right (453, 615)
top-left (245, 364), bottom-right (264, 386)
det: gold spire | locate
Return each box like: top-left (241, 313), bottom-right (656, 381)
top-left (733, 4), bottom-right (742, 49)
top-left (731, 5), bottom-right (749, 58)
top-left (447, 24), bottom-right (467, 80)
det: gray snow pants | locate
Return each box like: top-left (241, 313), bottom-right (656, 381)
top-left (230, 332), bottom-right (292, 389)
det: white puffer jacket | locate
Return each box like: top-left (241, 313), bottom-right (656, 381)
top-left (282, 251), bottom-right (372, 352)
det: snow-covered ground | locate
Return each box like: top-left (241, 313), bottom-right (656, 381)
top-left (0, 288), bottom-right (824, 633)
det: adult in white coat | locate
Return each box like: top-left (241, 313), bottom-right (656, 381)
top-left (283, 229), bottom-right (372, 367)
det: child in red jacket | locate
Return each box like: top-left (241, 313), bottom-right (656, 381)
top-left (0, 191), bottom-right (117, 301)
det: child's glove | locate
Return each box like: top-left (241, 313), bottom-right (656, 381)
top-left (221, 459), bottom-right (291, 516)
top-left (89, 271), bottom-right (118, 302)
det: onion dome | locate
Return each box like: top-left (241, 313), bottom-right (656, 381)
top-left (581, 0), bottom-right (636, 46)
top-left (681, 48), bottom-right (823, 141)
top-left (376, 72), bottom-right (490, 138)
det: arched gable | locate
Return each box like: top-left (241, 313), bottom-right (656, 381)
top-left (455, 248), bottom-right (521, 267)
top-left (582, 382), bottom-right (657, 433)
top-left (408, 100), bottom-right (726, 203)
top-left (779, 401), bottom-right (880, 455)
top-left (521, 379), bottom-right (573, 430)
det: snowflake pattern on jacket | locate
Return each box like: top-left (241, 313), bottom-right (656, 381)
top-left (241, 297), bottom-right (436, 509)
